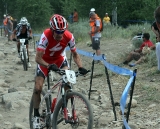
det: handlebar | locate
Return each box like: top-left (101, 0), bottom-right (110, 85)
top-left (51, 69), bottom-right (90, 77)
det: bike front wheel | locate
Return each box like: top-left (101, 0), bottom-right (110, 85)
top-left (52, 91), bottom-right (93, 129)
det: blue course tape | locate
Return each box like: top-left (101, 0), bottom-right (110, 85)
top-left (66, 46), bottom-right (134, 128)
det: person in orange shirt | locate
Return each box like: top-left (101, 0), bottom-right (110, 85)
top-left (3, 14), bottom-right (8, 37)
top-left (73, 9), bottom-right (78, 22)
top-left (88, 12), bottom-right (102, 63)
top-left (88, 8), bottom-right (99, 47)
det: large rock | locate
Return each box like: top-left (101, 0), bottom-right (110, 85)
top-left (2, 91), bottom-right (32, 109)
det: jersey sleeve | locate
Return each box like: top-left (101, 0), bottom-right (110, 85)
top-left (37, 32), bottom-right (48, 52)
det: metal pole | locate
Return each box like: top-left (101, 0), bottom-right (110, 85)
top-left (105, 66), bottom-right (117, 121)
top-left (88, 53), bottom-right (97, 100)
top-left (122, 69), bottom-right (137, 129)
top-left (126, 69), bottom-right (137, 122)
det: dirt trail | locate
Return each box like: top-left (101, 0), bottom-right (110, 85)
top-left (0, 36), bottom-right (160, 129)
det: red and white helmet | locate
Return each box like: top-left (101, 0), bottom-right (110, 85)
top-left (49, 14), bottom-right (68, 31)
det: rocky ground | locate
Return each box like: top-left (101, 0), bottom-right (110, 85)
top-left (0, 35), bottom-right (160, 129)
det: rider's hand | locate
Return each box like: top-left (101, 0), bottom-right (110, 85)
top-left (12, 38), bottom-right (17, 41)
top-left (78, 67), bottom-right (88, 75)
top-left (28, 36), bottom-right (32, 40)
top-left (48, 64), bottom-right (59, 71)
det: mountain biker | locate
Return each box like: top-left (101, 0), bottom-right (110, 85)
top-left (12, 17), bottom-right (32, 67)
top-left (32, 14), bottom-right (88, 129)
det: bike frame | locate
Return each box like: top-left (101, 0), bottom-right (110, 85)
top-left (40, 71), bottom-right (73, 121)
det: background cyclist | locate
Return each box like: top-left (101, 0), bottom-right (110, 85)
top-left (12, 17), bottom-right (32, 67)
top-left (32, 14), bottom-right (88, 129)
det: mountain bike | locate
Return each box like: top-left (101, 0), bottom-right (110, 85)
top-left (19, 38), bottom-right (28, 71)
top-left (29, 69), bottom-right (93, 129)
top-left (13, 38), bottom-right (29, 71)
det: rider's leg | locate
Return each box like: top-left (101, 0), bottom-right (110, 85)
top-left (17, 42), bottom-right (20, 54)
top-left (33, 76), bottom-right (45, 117)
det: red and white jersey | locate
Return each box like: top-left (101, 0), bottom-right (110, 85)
top-left (37, 28), bottom-right (76, 67)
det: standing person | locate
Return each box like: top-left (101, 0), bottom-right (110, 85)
top-left (103, 13), bottom-right (111, 25)
top-left (12, 17), bottom-right (32, 67)
top-left (6, 14), bottom-right (13, 41)
top-left (32, 14), bottom-right (88, 128)
top-left (122, 33), bottom-right (155, 67)
top-left (88, 8), bottom-right (98, 47)
top-left (151, 21), bottom-right (159, 42)
top-left (3, 14), bottom-right (8, 37)
top-left (73, 9), bottom-right (78, 22)
top-left (153, 6), bottom-right (160, 71)
top-left (88, 12), bottom-right (102, 63)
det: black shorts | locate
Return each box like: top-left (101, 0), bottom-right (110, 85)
top-left (17, 36), bottom-right (29, 45)
top-left (92, 37), bottom-right (100, 50)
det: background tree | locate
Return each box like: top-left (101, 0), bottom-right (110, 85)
top-left (0, 0), bottom-right (160, 28)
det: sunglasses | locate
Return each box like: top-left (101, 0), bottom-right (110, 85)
top-left (55, 30), bottom-right (65, 34)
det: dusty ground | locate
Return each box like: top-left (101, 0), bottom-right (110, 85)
top-left (0, 34), bottom-right (160, 129)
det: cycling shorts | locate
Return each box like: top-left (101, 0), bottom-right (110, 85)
top-left (35, 59), bottom-right (69, 79)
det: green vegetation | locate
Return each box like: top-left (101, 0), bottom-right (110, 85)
top-left (0, 0), bottom-right (159, 28)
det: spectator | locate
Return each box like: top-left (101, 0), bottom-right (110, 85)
top-left (3, 14), bottom-right (8, 37)
top-left (68, 12), bottom-right (73, 23)
top-left (123, 33), bottom-right (155, 67)
top-left (103, 13), bottom-right (111, 25)
top-left (6, 14), bottom-right (13, 41)
top-left (88, 12), bottom-right (102, 63)
top-left (153, 6), bottom-right (160, 71)
top-left (88, 8), bottom-right (98, 47)
top-left (73, 9), bottom-right (78, 22)
top-left (151, 21), bottom-right (159, 42)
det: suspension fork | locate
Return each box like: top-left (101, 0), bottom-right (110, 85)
top-left (61, 83), bottom-right (68, 120)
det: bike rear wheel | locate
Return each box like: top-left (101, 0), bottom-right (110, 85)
top-left (52, 91), bottom-right (93, 129)
top-left (29, 90), bottom-right (51, 129)
top-left (22, 48), bottom-right (28, 71)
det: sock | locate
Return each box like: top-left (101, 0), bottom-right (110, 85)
top-left (34, 108), bottom-right (40, 117)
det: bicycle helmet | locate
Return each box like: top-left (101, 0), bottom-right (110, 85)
top-left (90, 8), bottom-right (95, 12)
top-left (49, 14), bottom-right (68, 31)
top-left (20, 17), bottom-right (28, 25)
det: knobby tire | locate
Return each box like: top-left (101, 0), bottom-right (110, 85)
top-left (52, 91), bottom-right (93, 129)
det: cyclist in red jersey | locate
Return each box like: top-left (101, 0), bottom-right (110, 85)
top-left (32, 14), bottom-right (88, 129)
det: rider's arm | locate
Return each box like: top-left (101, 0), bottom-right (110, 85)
top-left (35, 50), bottom-right (49, 68)
top-left (29, 29), bottom-right (32, 37)
top-left (72, 51), bottom-right (82, 68)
